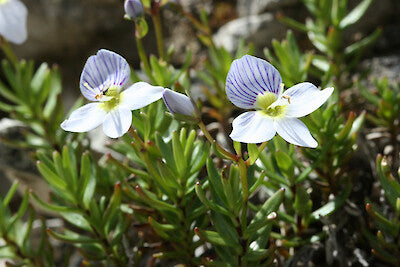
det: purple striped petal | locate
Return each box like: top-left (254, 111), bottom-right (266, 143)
top-left (80, 49), bottom-right (131, 101)
top-left (0, 0), bottom-right (28, 44)
top-left (226, 55), bottom-right (282, 109)
top-left (124, 0), bottom-right (144, 19)
top-left (162, 89), bottom-right (195, 116)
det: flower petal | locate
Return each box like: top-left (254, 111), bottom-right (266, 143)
top-left (102, 108), bottom-right (132, 138)
top-left (80, 49), bottom-right (130, 101)
top-left (162, 89), bottom-right (195, 115)
top-left (283, 83), bottom-right (334, 118)
top-left (124, 0), bottom-right (144, 19)
top-left (226, 55), bottom-right (282, 109)
top-left (0, 0), bottom-right (28, 44)
top-left (274, 118), bottom-right (317, 148)
top-left (119, 82), bottom-right (164, 110)
top-left (61, 103), bottom-right (106, 132)
top-left (230, 111), bottom-right (276, 143)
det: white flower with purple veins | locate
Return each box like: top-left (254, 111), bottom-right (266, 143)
top-left (226, 55), bottom-right (334, 148)
top-left (0, 0), bottom-right (27, 44)
top-left (61, 49), bottom-right (164, 138)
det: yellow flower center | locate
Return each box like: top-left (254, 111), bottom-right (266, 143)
top-left (98, 86), bottom-right (122, 112)
top-left (0, 0), bottom-right (8, 4)
top-left (255, 92), bottom-right (287, 118)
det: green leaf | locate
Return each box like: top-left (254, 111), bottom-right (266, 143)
top-left (6, 190), bottom-right (29, 232)
top-left (60, 212), bottom-right (92, 232)
top-left (247, 143), bottom-right (260, 165)
top-left (80, 152), bottom-right (96, 209)
top-left (206, 158), bottom-right (228, 207)
top-left (30, 63), bottom-right (49, 94)
top-left (293, 185), bottom-right (312, 217)
top-left (195, 182), bottom-right (230, 216)
top-left (245, 188), bottom-right (284, 237)
top-left (195, 228), bottom-right (240, 250)
top-left (172, 130), bottom-right (187, 175)
top-left (103, 182), bottom-right (122, 225)
top-left (3, 180), bottom-right (19, 206)
top-left (275, 150), bottom-right (293, 172)
top-left (310, 181), bottom-right (351, 221)
top-left (30, 191), bottom-right (79, 213)
top-left (344, 28), bottom-right (381, 56)
top-left (339, 0), bottom-right (373, 29)
top-left (47, 229), bottom-right (99, 244)
top-left (148, 217), bottom-right (181, 241)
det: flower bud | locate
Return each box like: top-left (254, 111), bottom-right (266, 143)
top-left (162, 89), bottom-right (200, 123)
top-left (124, 0), bottom-right (144, 20)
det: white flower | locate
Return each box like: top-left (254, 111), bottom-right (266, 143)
top-left (225, 55), bottom-right (334, 148)
top-left (61, 49), bottom-right (164, 138)
top-left (0, 0), bottom-right (27, 44)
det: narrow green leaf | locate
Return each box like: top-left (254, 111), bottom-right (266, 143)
top-left (172, 131), bottom-right (187, 175)
top-left (245, 188), bottom-right (284, 237)
top-left (247, 143), bottom-right (260, 165)
top-left (195, 228), bottom-right (240, 249)
top-left (47, 229), bottom-right (99, 244)
top-left (206, 158), bottom-right (228, 207)
top-left (3, 181), bottom-right (19, 206)
top-left (339, 0), bottom-right (373, 29)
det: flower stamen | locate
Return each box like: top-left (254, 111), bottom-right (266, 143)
top-left (282, 95), bottom-right (291, 104)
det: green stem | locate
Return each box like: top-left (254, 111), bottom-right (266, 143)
top-left (198, 121), bottom-right (238, 162)
top-left (151, 11), bottom-right (165, 60)
top-left (239, 158), bottom-right (248, 232)
top-left (134, 35), bottom-right (155, 83)
top-left (0, 38), bottom-right (18, 67)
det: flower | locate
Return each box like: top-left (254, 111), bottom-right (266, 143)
top-left (162, 89), bottom-right (200, 123)
top-left (225, 55), bottom-right (333, 148)
top-left (61, 49), bottom-right (164, 138)
top-left (124, 0), bottom-right (144, 20)
top-left (0, 0), bottom-right (27, 44)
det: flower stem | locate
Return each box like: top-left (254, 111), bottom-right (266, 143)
top-left (134, 34), bottom-right (155, 83)
top-left (0, 37), bottom-right (18, 67)
top-left (198, 121), bottom-right (238, 162)
top-left (238, 158), bottom-right (248, 232)
top-left (151, 8), bottom-right (165, 60)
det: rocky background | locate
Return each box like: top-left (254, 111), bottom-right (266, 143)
top-left (9, 0), bottom-right (400, 94)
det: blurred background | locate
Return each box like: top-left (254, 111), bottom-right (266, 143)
top-left (9, 0), bottom-right (400, 100)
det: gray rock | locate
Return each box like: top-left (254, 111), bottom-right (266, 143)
top-left (237, 0), bottom-right (298, 17)
top-left (213, 13), bottom-right (286, 54)
top-left (360, 53), bottom-right (400, 83)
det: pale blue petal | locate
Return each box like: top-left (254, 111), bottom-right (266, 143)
top-left (274, 118), bottom-right (317, 148)
top-left (124, 0), bottom-right (143, 19)
top-left (230, 111), bottom-right (276, 143)
top-left (80, 49), bottom-right (130, 101)
top-left (61, 103), bottom-right (106, 132)
top-left (0, 0), bottom-right (27, 44)
top-left (226, 55), bottom-right (282, 109)
top-left (162, 89), bottom-right (195, 115)
top-left (102, 107), bottom-right (132, 138)
top-left (119, 82), bottom-right (164, 110)
top-left (283, 83), bottom-right (334, 118)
